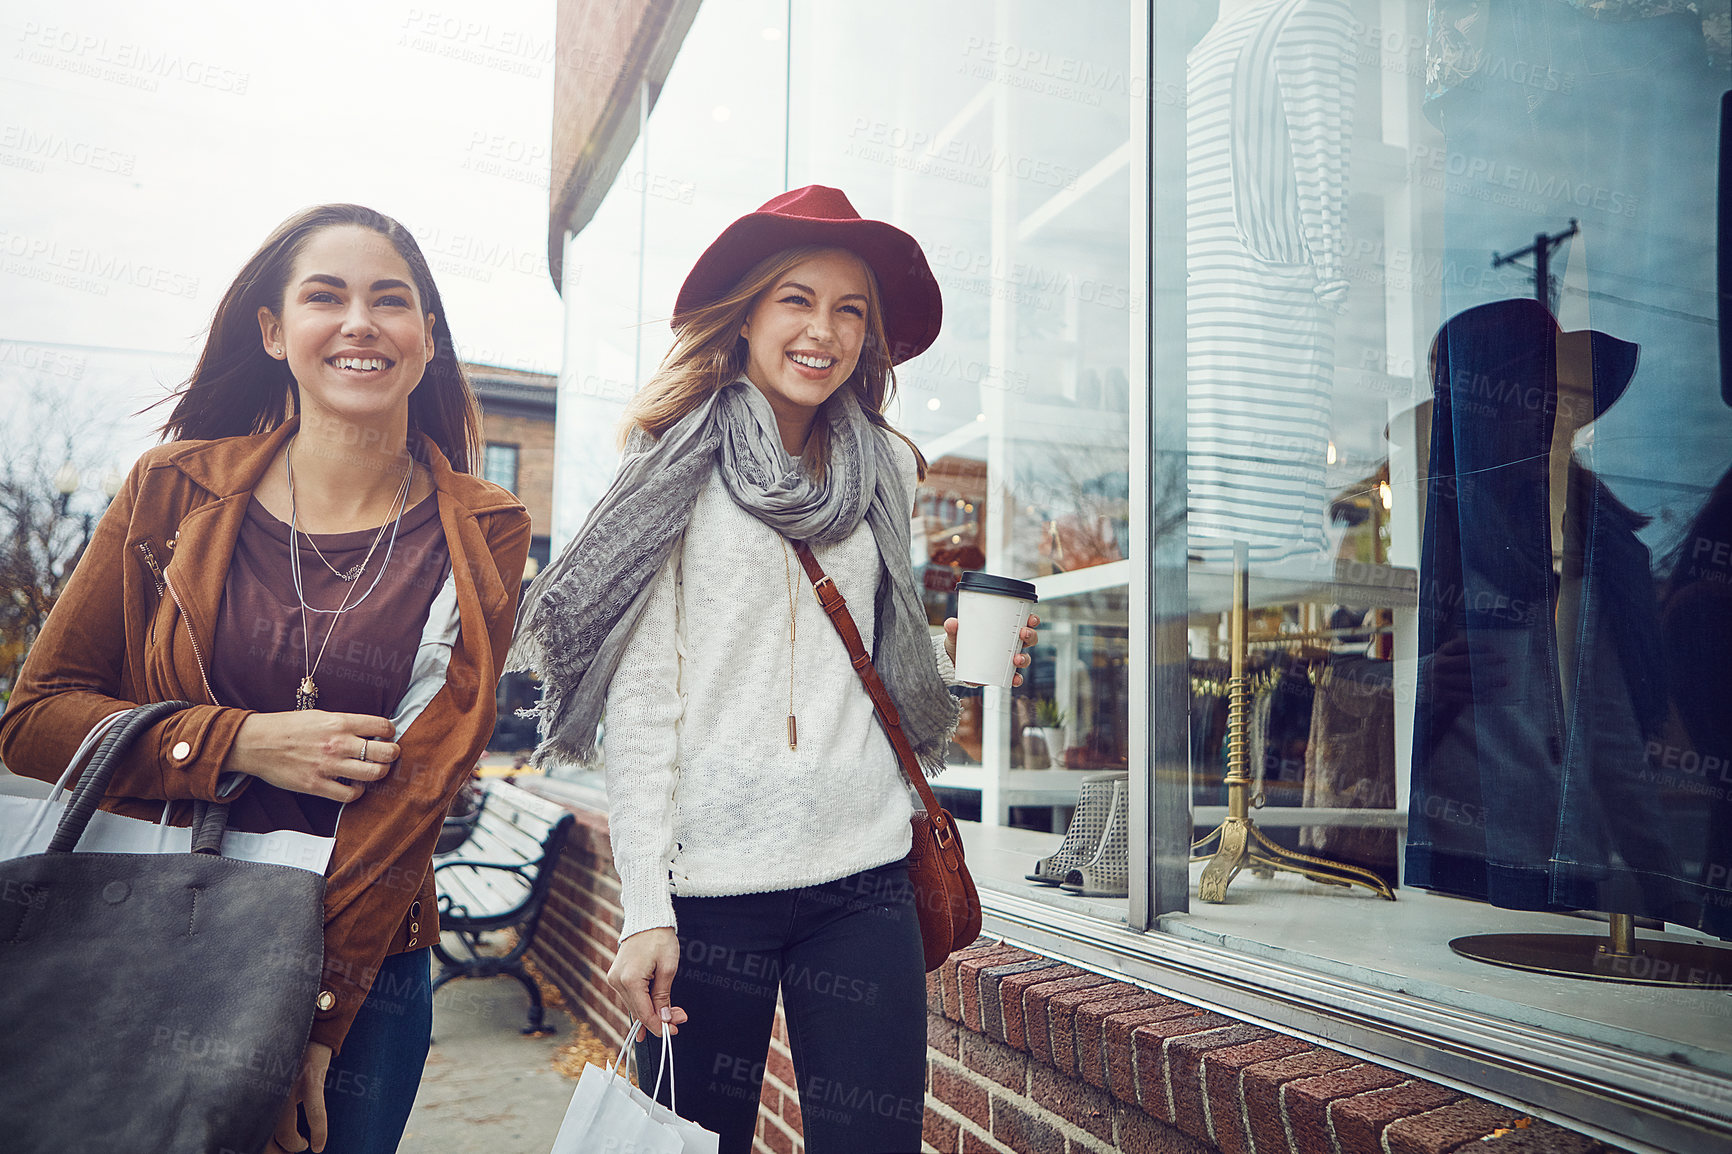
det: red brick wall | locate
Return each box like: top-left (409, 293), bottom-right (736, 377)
top-left (528, 801), bottom-right (632, 1054)
top-left (525, 796), bottom-right (1622, 1154)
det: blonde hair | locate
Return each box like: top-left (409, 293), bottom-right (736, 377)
top-left (622, 244), bottom-right (926, 480)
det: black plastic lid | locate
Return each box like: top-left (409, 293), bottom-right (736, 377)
top-left (955, 570), bottom-right (1038, 602)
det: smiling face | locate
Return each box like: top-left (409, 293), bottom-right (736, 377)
top-left (738, 249), bottom-right (873, 448)
top-left (256, 224), bottom-right (436, 433)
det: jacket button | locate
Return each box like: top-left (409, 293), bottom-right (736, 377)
top-left (170, 741), bottom-right (192, 761)
top-left (410, 901), bottom-right (421, 919)
top-left (316, 990), bottom-right (337, 1012)
top-left (407, 938), bottom-right (418, 949)
top-left (410, 922), bottom-right (420, 934)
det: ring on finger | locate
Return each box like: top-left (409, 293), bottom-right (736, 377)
top-left (360, 738), bottom-right (368, 763)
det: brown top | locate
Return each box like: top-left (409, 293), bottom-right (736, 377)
top-left (212, 492), bottom-right (450, 837)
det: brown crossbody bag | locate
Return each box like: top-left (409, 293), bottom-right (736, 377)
top-left (791, 540), bottom-right (982, 971)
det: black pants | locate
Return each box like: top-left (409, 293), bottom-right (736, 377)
top-left (635, 861), bottom-right (928, 1154)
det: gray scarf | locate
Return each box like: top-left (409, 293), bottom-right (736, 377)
top-left (508, 380), bottom-right (958, 773)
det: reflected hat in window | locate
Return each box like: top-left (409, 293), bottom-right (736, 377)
top-left (674, 184), bottom-right (943, 364)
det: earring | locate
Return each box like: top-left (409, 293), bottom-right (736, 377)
top-left (275, 348), bottom-right (285, 358)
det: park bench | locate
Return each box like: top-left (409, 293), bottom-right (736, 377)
top-left (432, 779), bottom-right (574, 1035)
top-left (434, 778), bottom-right (486, 856)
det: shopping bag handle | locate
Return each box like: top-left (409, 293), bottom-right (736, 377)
top-left (4, 709), bottom-right (128, 859)
top-left (47, 701), bottom-right (193, 854)
top-left (608, 1021), bottom-right (642, 1082)
top-left (608, 1021), bottom-right (679, 1115)
top-left (655, 1025), bottom-right (677, 1115)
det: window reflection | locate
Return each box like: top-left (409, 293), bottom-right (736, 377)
top-left (1406, 0), bottom-right (1729, 937)
top-left (1179, 0), bottom-right (1732, 969)
top-left (791, 0), bottom-right (1137, 794)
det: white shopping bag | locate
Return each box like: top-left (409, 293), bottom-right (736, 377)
top-left (0, 710), bottom-right (334, 873)
top-left (550, 1024), bottom-right (719, 1154)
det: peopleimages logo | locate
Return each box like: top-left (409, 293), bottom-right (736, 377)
top-left (0, 230), bottom-right (200, 299)
top-left (0, 125), bottom-right (136, 176)
top-left (846, 118), bottom-right (1080, 191)
top-left (412, 226), bottom-right (546, 283)
top-left (958, 36), bottom-right (1178, 107)
top-left (16, 23), bottom-right (250, 94)
top-left (0, 341), bottom-right (86, 379)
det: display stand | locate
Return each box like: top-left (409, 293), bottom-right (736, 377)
top-left (1450, 911), bottom-right (1732, 989)
top-left (1190, 542), bottom-right (1397, 902)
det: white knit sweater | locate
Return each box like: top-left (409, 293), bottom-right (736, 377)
top-left (602, 435), bottom-right (957, 941)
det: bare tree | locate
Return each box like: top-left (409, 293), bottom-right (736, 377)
top-left (0, 384), bottom-right (120, 698)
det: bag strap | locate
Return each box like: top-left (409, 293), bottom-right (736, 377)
top-left (790, 540), bottom-right (948, 824)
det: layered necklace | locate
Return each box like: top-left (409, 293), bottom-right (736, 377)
top-left (285, 440), bottom-right (414, 710)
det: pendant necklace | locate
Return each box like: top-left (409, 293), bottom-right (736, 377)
top-left (305, 513), bottom-right (392, 582)
top-left (779, 536), bottom-right (799, 750)
top-left (286, 441), bottom-right (414, 710)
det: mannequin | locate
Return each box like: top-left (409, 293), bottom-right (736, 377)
top-left (1186, 0), bottom-right (1357, 564)
top-left (1409, 298), bottom-right (1731, 937)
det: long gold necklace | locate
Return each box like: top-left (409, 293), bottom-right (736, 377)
top-left (286, 442), bottom-right (413, 710)
top-left (779, 536), bottom-right (798, 750)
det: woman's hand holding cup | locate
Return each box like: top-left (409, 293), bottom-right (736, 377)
top-left (944, 611), bottom-right (1040, 688)
top-left (946, 572), bottom-right (1041, 687)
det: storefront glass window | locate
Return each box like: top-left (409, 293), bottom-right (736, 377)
top-left (1156, 0), bottom-right (1732, 1082)
top-left (789, 1), bottom-right (1144, 864)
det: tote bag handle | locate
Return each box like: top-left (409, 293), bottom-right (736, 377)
top-left (46, 701), bottom-right (193, 854)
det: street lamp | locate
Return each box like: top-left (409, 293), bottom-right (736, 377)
top-left (52, 460), bottom-right (80, 517)
top-left (51, 462), bottom-right (122, 578)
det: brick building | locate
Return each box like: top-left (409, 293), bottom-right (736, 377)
top-left (468, 361), bottom-right (555, 751)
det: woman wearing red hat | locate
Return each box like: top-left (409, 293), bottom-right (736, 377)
top-left (511, 185), bottom-right (1037, 1152)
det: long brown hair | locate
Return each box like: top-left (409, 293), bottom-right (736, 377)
top-left (158, 204), bottom-right (483, 472)
top-left (623, 244), bottom-right (926, 480)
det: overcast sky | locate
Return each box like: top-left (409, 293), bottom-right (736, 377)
top-left (0, 0), bottom-right (564, 477)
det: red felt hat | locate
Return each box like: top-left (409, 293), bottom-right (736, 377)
top-left (673, 185), bottom-right (943, 364)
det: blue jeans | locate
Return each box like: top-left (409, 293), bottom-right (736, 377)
top-left (1408, 298), bottom-right (1570, 909)
top-left (1408, 306), bottom-right (1718, 927)
top-left (318, 947), bottom-right (433, 1154)
top-left (634, 861), bottom-right (928, 1154)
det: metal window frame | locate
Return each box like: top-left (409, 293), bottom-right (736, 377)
top-left (981, 889), bottom-right (1732, 1154)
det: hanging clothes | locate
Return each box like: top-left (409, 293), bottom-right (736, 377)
top-left (1302, 656), bottom-right (1398, 885)
top-left (1656, 469), bottom-right (1732, 938)
top-left (1190, 658), bottom-right (1236, 805)
top-left (1187, 0), bottom-right (1355, 563)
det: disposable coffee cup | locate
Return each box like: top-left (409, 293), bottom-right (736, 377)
top-left (953, 571), bottom-right (1038, 687)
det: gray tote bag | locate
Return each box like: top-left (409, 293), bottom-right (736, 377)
top-left (0, 701), bottom-right (327, 1154)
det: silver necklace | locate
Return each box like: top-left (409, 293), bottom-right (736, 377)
top-left (285, 441), bottom-right (414, 709)
top-left (305, 512), bottom-right (393, 582)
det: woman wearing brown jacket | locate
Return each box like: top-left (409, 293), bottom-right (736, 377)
top-left (0, 204), bottom-right (530, 1153)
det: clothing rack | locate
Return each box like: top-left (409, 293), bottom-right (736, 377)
top-left (1245, 624), bottom-right (1394, 645)
top-left (1190, 541), bottom-right (1397, 902)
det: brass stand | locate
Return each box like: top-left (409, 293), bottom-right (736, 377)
top-left (1191, 542), bottom-right (1397, 902)
top-left (1451, 914), bottom-right (1732, 988)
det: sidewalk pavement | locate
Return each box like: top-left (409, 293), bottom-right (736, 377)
top-left (404, 946), bottom-right (602, 1153)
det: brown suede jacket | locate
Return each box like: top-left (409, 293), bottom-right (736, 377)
top-left (0, 419), bottom-right (530, 1054)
